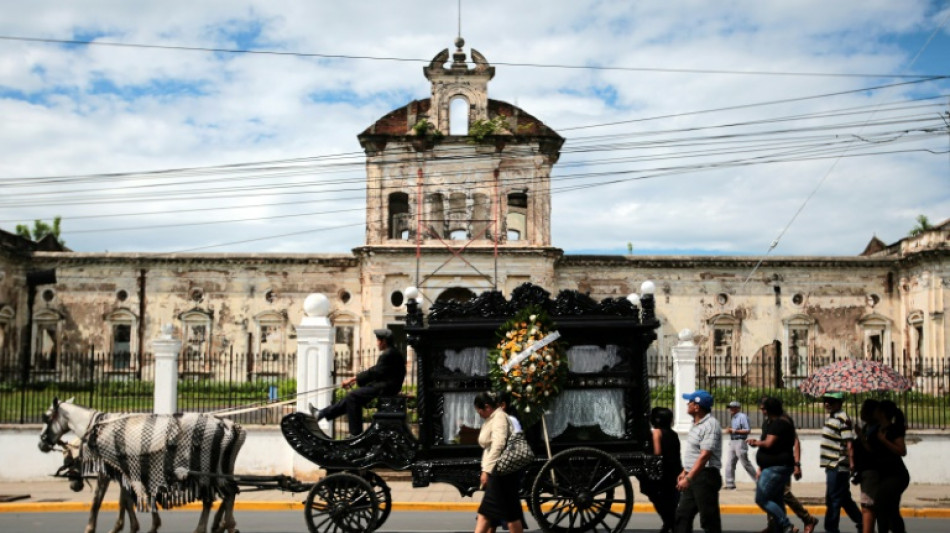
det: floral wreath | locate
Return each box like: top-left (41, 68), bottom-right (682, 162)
top-left (488, 305), bottom-right (568, 427)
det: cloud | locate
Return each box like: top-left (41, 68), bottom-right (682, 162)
top-left (0, 0), bottom-right (946, 256)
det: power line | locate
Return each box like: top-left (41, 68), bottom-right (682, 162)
top-left (0, 34), bottom-right (944, 79)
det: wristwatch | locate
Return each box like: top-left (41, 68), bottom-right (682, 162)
top-left (794, 462), bottom-right (801, 467)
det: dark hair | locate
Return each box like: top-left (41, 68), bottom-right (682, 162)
top-left (878, 400), bottom-right (906, 430)
top-left (474, 390), bottom-right (509, 410)
top-left (860, 399), bottom-right (880, 423)
top-left (650, 407), bottom-right (674, 429)
top-left (761, 396), bottom-right (784, 418)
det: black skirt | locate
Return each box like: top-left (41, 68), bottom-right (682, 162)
top-left (478, 471), bottom-right (527, 525)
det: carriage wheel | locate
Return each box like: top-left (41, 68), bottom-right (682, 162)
top-left (356, 470), bottom-right (392, 528)
top-left (529, 447), bottom-right (633, 533)
top-left (304, 472), bottom-right (380, 533)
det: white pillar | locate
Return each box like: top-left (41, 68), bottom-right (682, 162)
top-left (672, 328), bottom-right (698, 433)
top-left (152, 323), bottom-right (181, 415)
top-left (296, 294), bottom-right (333, 431)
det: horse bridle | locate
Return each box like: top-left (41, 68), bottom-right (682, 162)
top-left (40, 408), bottom-right (68, 450)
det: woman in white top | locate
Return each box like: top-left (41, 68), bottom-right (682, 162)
top-left (473, 391), bottom-right (527, 533)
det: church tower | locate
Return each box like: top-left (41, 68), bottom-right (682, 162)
top-left (358, 39), bottom-right (564, 249)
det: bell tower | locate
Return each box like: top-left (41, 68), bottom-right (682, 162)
top-left (423, 37), bottom-right (495, 135)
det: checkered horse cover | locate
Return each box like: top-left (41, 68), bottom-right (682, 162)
top-left (82, 412), bottom-right (246, 511)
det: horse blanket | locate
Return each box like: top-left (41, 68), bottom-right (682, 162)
top-left (82, 412), bottom-right (245, 511)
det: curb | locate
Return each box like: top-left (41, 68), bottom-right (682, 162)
top-left (1, 501), bottom-right (949, 518)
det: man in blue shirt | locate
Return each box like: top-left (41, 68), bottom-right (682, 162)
top-left (674, 389), bottom-right (723, 533)
top-left (723, 400), bottom-right (758, 489)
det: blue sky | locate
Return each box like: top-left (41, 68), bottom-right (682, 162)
top-left (0, 0), bottom-right (948, 256)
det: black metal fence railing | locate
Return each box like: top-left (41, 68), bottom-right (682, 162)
top-left (648, 354), bottom-right (950, 430)
top-left (0, 348), bottom-right (297, 425)
top-left (2, 347), bottom-right (945, 430)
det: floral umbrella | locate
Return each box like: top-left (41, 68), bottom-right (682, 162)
top-left (798, 359), bottom-right (913, 397)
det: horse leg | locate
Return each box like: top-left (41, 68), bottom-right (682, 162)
top-left (211, 491), bottom-right (238, 533)
top-left (192, 496), bottom-right (213, 533)
top-left (85, 474), bottom-right (110, 533)
top-left (146, 509), bottom-right (161, 533)
top-left (110, 485), bottom-right (139, 533)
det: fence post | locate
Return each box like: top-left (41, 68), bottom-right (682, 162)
top-left (296, 294), bottom-right (333, 429)
top-left (152, 323), bottom-right (181, 415)
top-left (672, 328), bottom-right (699, 432)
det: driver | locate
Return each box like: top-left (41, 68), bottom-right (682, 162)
top-left (310, 328), bottom-right (406, 436)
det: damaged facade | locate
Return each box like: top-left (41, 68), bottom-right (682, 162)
top-left (1, 41), bottom-right (948, 387)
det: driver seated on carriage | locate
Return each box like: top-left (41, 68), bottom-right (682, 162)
top-left (310, 328), bottom-right (406, 436)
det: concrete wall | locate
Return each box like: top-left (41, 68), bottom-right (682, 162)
top-left (3, 425), bottom-right (947, 484)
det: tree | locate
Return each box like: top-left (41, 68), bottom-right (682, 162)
top-left (15, 216), bottom-right (65, 246)
top-left (908, 214), bottom-right (933, 237)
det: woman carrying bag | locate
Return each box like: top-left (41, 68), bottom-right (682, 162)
top-left (473, 391), bottom-right (528, 533)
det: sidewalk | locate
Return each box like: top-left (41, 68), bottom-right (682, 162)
top-left (2, 478), bottom-right (949, 517)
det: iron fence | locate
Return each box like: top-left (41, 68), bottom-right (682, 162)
top-left (2, 347), bottom-right (946, 430)
top-left (648, 354), bottom-right (950, 430)
top-left (0, 348), bottom-right (297, 425)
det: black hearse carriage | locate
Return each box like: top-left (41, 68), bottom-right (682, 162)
top-left (281, 283), bottom-right (663, 533)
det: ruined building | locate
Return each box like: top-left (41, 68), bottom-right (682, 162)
top-left (1, 40), bottom-right (948, 387)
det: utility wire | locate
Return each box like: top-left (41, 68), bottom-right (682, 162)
top-left (741, 6), bottom-right (950, 284)
top-left (0, 34), bottom-right (943, 79)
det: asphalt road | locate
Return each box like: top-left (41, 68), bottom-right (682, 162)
top-left (0, 511), bottom-right (946, 533)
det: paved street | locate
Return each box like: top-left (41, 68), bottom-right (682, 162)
top-left (1, 510), bottom-right (949, 533)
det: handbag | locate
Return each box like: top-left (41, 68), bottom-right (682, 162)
top-left (493, 418), bottom-right (534, 475)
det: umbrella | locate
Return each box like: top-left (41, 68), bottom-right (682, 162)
top-left (798, 359), bottom-right (912, 397)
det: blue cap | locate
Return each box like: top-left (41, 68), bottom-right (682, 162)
top-left (682, 390), bottom-right (714, 410)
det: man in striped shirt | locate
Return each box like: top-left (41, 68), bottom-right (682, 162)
top-left (819, 392), bottom-right (862, 533)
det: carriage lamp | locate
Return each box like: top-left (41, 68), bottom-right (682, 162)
top-left (626, 293), bottom-right (640, 306)
top-left (404, 286), bottom-right (420, 303)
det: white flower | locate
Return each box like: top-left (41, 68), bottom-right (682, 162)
top-left (506, 331), bottom-right (513, 338)
top-left (528, 364), bottom-right (536, 373)
top-left (529, 327), bottom-right (537, 335)
top-left (526, 385), bottom-right (533, 393)
top-left (506, 384), bottom-right (512, 392)
top-left (545, 355), bottom-right (552, 362)
top-left (525, 406), bottom-right (531, 413)
top-left (544, 391), bottom-right (550, 396)
top-left (497, 357), bottom-right (504, 366)
top-left (529, 314), bottom-right (537, 322)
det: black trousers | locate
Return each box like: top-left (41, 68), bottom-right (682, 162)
top-left (642, 477), bottom-right (680, 532)
top-left (674, 468), bottom-right (722, 533)
top-left (320, 385), bottom-right (382, 436)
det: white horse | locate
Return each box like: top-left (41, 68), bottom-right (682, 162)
top-left (39, 398), bottom-right (243, 533)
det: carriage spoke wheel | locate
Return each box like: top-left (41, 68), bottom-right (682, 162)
top-left (356, 470), bottom-right (392, 528)
top-left (529, 447), bottom-right (633, 533)
top-left (304, 473), bottom-right (380, 533)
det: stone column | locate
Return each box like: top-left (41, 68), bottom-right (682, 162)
top-left (672, 328), bottom-right (698, 433)
top-left (152, 324), bottom-right (181, 415)
top-left (296, 294), bottom-right (333, 431)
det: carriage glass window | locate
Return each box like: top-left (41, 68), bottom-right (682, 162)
top-left (567, 345), bottom-right (622, 373)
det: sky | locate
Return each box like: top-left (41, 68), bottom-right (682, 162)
top-left (1, 1), bottom-right (948, 257)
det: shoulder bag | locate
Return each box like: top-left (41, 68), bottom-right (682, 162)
top-left (493, 418), bottom-right (534, 475)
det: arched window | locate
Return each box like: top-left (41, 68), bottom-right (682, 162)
top-left (388, 192), bottom-right (410, 239)
top-left (783, 314), bottom-right (815, 378)
top-left (449, 97), bottom-right (469, 135)
top-left (858, 313), bottom-right (892, 365)
top-left (436, 287), bottom-right (477, 303)
top-left (506, 192), bottom-right (527, 241)
top-left (179, 309), bottom-right (213, 370)
top-left (104, 308), bottom-right (137, 371)
top-left (33, 308), bottom-right (64, 371)
top-left (707, 314), bottom-right (740, 376)
top-left (254, 311), bottom-right (287, 366)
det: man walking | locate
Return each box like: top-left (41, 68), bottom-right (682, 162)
top-left (820, 392), bottom-right (862, 533)
top-left (674, 389), bottom-right (723, 533)
top-left (723, 400), bottom-right (757, 489)
top-left (310, 328), bottom-right (406, 436)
